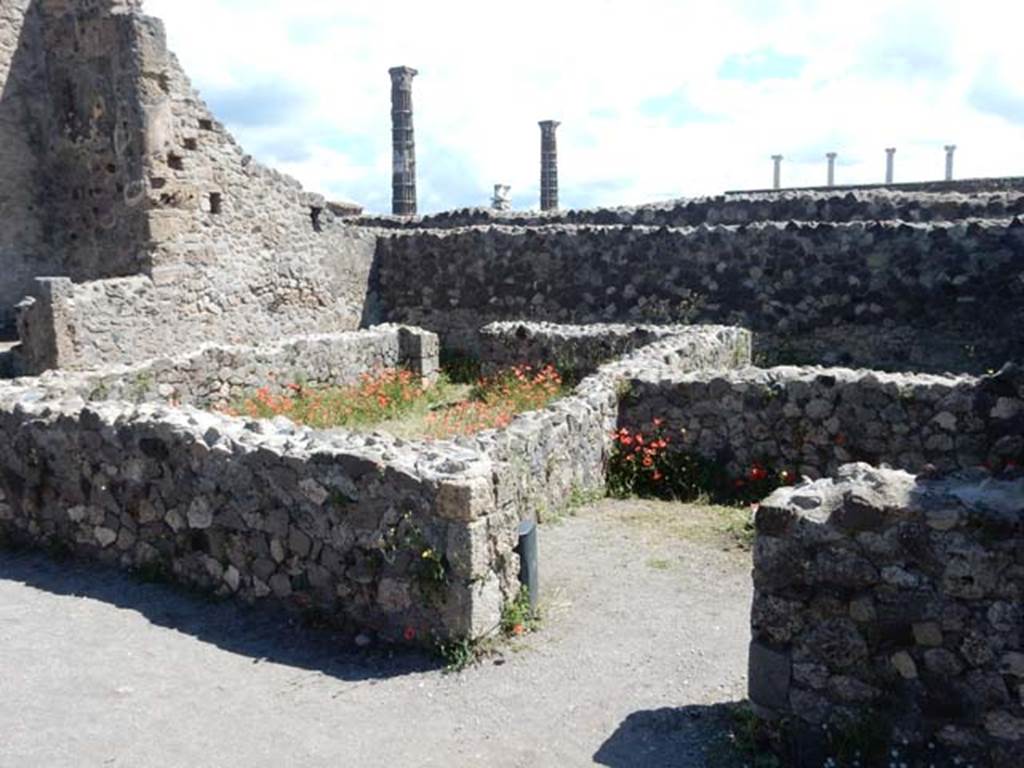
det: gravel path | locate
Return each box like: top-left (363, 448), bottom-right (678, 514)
top-left (0, 499), bottom-right (752, 767)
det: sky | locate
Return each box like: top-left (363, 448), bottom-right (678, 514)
top-left (144, 0), bottom-right (1024, 214)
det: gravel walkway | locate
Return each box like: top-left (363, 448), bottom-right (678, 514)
top-left (0, 499), bottom-right (752, 767)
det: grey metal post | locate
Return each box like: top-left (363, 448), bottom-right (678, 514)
top-left (885, 148), bottom-right (896, 184)
top-left (539, 120), bottom-right (561, 211)
top-left (944, 145), bottom-right (956, 181)
top-left (772, 155), bottom-right (783, 190)
top-left (389, 66), bottom-right (418, 215)
top-left (826, 152), bottom-right (837, 187)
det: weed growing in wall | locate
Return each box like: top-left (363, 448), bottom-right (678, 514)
top-left (607, 419), bottom-right (793, 504)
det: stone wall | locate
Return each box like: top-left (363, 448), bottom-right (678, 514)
top-left (477, 321), bottom-right (697, 377)
top-left (352, 187), bottom-right (1024, 231)
top-left (471, 323), bottom-right (751, 521)
top-left (0, 378), bottom-right (517, 644)
top-left (0, 321), bottom-right (752, 640)
top-left (748, 464), bottom-right (1024, 767)
top-left (620, 364), bottom-right (1024, 480)
top-left (1, 0), bottom-right (376, 367)
top-left (0, 0), bottom-right (51, 328)
top-left (373, 219), bottom-right (1024, 373)
top-left (24, 324), bottom-right (438, 408)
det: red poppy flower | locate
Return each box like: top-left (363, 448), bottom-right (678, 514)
top-left (403, 626), bottom-right (416, 641)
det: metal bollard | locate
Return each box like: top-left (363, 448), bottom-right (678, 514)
top-left (516, 520), bottom-right (539, 614)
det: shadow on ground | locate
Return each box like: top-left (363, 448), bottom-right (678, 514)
top-left (0, 548), bottom-right (439, 682)
top-left (594, 703), bottom-right (746, 768)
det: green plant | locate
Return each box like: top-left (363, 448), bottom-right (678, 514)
top-left (224, 368), bottom-right (459, 430)
top-left (723, 703), bottom-right (785, 768)
top-left (438, 637), bottom-right (480, 673)
top-left (379, 511), bottom-right (449, 603)
top-left (607, 419), bottom-right (792, 505)
top-left (425, 363), bottom-right (565, 438)
top-left (500, 587), bottom-right (539, 637)
top-left (439, 350), bottom-right (483, 384)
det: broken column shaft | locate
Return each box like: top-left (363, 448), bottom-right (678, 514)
top-left (885, 148), bottom-right (896, 184)
top-left (944, 145), bottom-right (956, 182)
top-left (826, 152), bottom-right (837, 187)
top-left (539, 120), bottom-right (560, 211)
top-left (772, 155), bottom-right (783, 190)
top-left (389, 66), bottom-right (418, 216)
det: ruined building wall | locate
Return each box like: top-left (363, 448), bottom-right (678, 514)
top-left (4, 0), bottom-right (375, 370)
top-left (372, 220), bottom-right (1024, 374)
top-left (0, 0), bottom-right (51, 328)
top-left (749, 465), bottom-right (1024, 767)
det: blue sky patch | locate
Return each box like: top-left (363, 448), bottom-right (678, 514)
top-left (718, 49), bottom-right (806, 82)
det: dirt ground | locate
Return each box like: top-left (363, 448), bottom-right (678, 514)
top-left (0, 498), bottom-right (754, 767)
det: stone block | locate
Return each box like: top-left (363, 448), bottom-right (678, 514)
top-left (748, 641), bottom-right (792, 713)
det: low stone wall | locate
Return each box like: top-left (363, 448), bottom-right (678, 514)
top-left (14, 222), bottom-right (377, 375)
top-left (748, 464), bottom-right (1024, 767)
top-left (0, 385), bottom-right (516, 643)
top-left (373, 218), bottom-right (1024, 374)
top-left (473, 324), bottom-right (752, 521)
top-left (24, 325), bottom-right (439, 408)
top-left (619, 364), bottom-right (1024, 479)
top-left (351, 187), bottom-right (1024, 230)
top-left (478, 321), bottom-right (696, 377)
top-left (0, 321), bottom-right (751, 640)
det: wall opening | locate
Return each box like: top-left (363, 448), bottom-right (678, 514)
top-left (198, 118), bottom-right (214, 131)
top-left (167, 153), bottom-right (184, 171)
top-left (310, 206), bottom-right (323, 233)
top-left (209, 193), bottom-right (223, 215)
top-left (183, 138), bottom-right (198, 151)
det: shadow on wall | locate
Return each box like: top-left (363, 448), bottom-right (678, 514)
top-left (593, 704), bottom-right (746, 768)
top-left (0, 548), bottom-right (440, 682)
top-left (0, 0), bottom-right (51, 333)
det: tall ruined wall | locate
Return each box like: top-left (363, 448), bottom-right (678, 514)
top-left (0, 0), bottom-right (51, 328)
top-left (6, 0), bottom-right (375, 371)
top-left (373, 219), bottom-right (1024, 373)
top-left (36, 0), bottom-right (154, 280)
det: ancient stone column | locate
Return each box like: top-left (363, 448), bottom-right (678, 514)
top-left (772, 155), bottom-right (783, 190)
top-left (826, 152), bottom-right (837, 187)
top-left (944, 144), bottom-right (956, 182)
top-left (539, 120), bottom-right (561, 211)
top-left (885, 148), bottom-right (896, 184)
top-left (389, 66), bottom-right (418, 216)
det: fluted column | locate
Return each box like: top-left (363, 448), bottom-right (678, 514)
top-left (389, 66), bottom-right (418, 215)
top-left (539, 120), bottom-right (560, 211)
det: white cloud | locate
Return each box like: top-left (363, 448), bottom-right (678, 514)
top-left (144, 0), bottom-right (1024, 212)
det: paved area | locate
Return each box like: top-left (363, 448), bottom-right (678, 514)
top-left (0, 499), bottom-right (752, 767)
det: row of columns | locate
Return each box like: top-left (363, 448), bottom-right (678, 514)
top-left (389, 66), bottom-right (560, 215)
top-left (392, 66), bottom-right (969, 210)
top-left (770, 146), bottom-right (959, 190)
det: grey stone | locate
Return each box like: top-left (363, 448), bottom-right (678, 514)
top-left (748, 642), bottom-right (792, 712)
